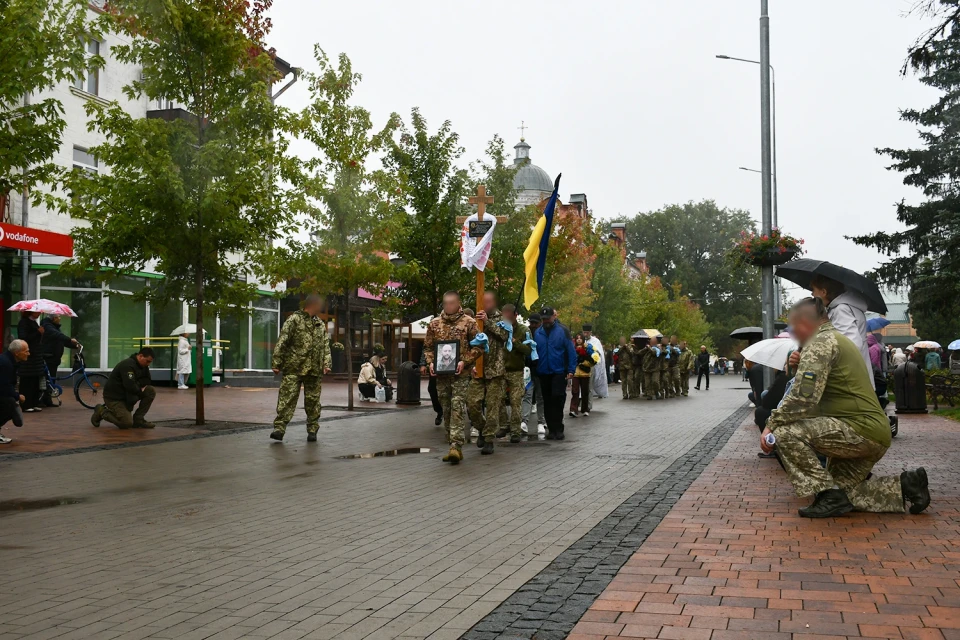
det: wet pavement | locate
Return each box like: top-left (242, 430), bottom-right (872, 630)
top-left (0, 376), bottom-right (748, 639)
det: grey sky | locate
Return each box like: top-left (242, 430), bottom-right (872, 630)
top-left (270, 0), bottom-right (936, 281)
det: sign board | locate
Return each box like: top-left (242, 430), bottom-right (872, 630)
top-left (468, 220), bottom-right (494, 238)
top-left (0, 223), bottom-right (73, 257)
top-left (398, 342), bottom-right (406, 349)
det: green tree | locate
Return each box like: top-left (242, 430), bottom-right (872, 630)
top-left (586, 230), bottom-right (637, 341)
top-left (279, 47), bottom-right (401, 410)
top-left (626, 200), bottom-right (760, 355)
top-left (538, 213), bottom-right (597, 329)
top-left (61, 0), bottom-right (297, 424)
top-left (386, 109), bottom-right (471, 316)
top-left (0, 0), bottom-right (103, 213)
top-left (848, 4), bottom-right (960, 346)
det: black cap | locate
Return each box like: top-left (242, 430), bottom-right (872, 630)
top-left (541, 307), bottom-right (555, 317)
top-left (582, 324), bottom-right (592, 331)
top-left (528, 313), bottom-right (542, 323)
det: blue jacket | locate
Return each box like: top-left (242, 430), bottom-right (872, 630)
top-left (0, 350), bottom-right (19, 401)
top-left (534, 321), bottom-right (577, 375)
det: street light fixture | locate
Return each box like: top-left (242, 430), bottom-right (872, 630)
top-left (716, 54), bottom-right (778, 229)
top-left (739, 167), bottom-right (761, 174)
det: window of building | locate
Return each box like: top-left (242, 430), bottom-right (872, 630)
top-left (37, 272), bottom-right (103, 369)
top-left (72, 40), bottom-right (100, 95)
top-left (219, 310), bottom-right (250, 370)
top-left (72, 147), bottom-right (98, 174)
top-left (251, 296), bottom-right (279, 370)
top-left (150, 300), bottom-right (183, 371)
top-left (107, 277), bottom-right (147, 367)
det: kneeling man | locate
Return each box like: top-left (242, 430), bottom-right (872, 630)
top-left (93, 347), bottom-right (156, 429)
top-left (763, 298), bottom-right (929, 518)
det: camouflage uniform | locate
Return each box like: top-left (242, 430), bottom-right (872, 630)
top-left (500, 319), bottom-right (532, 437)
top-left (632, 344), bottom-right (645, 398)
top-left (769, 322), bottom-right (902, 513)
top-left (678, 347), bottom-right (693, 396)
top-left (659, 345), bottom-right (672, 398)
top-left (667, 344), bottom-right (682, 397)
top-left (466, 310), bottom-right (511, 440)
top-left (641, 345), bottom-right (661, 400)
top-left (424, 310), bottom-right (482, 449)
top-left (272, 311), bottom-right (332, 435)
top-left (617, 344), bottom-right (635, 399)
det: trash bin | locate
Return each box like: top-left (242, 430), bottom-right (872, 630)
top-left (894, 361), bottom-right (927, 414)
top-left (187, 338), bottom-right (215, 387)
top-left (396, 361), bottom-right (421, 405)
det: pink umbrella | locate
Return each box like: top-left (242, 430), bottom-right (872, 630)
top-left (7, 299), bottom-right (78, 317)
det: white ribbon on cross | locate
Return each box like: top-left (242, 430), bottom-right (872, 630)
top-left (460, 212), bottom-right (497, 272)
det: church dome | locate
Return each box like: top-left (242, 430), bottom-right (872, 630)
top-left (512, 139), bottom-right (553, 194)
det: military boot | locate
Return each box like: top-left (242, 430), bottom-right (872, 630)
top-left (798, 489), bottom-right (853, 518)
top-left (476, 434), bottom-right (486, 449)
top-left (91, 404), bottom-right (105, 428)
top-left (442, 445), bottom-right (462, 464)
top-left (481, 441), bottom-right (494, 455)
top-left (269, 430), bottom-right (284, 441)
top-left (307, 432), bottom-right (318, 443)
top-left (495, 428), bottom-right (508, 439)
top-left (901, 468), bottom-right (930, 514)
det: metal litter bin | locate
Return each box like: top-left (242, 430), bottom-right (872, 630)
top-left (396, 361), bottom-right (421, 405)
top-left (894, 361), bottom-right (927, 414)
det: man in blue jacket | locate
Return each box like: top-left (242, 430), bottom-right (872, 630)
top-left (533, 307), bottom-right (577, 440)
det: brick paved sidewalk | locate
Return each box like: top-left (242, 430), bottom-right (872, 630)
top-left (0, 381), bottom-right (424, 456)
top-left (572, 412), bottom-right (960, 640)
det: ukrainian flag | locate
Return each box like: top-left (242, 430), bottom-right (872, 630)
top-left (523, 173), bottom-right (561, 310)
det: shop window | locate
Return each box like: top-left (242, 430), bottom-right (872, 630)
top-left (107, 292), bottom-right (146, 367)
top-left (40, 271), bottom-right (98, 289)
top-left (149, 301), bottom-right (183, 370)
top-left (251, 308), bottom-right (278, 370)
top-left (219, 310), bottom-right (249, 369)
top-left (41, 289), bottom-right (101, 368)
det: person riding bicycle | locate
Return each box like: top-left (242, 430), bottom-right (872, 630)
top-left (40, 314), bottom-right (77, 407)
top-left (92, 347), bottom-right (156, 429)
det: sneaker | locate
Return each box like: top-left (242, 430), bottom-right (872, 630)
top-left (481, 442), bottom-right (494, 455)
top-left (0, 433), bottom-right (11, 444)
top-left (470, 428), bottom-right (480, 438)
top-left (583, 412), bottom-right (590, 417)
top-left (798, 488), bottom-right (853, 518)
top-left (269, 430), bottom-right (284, 441)
top-left (901, 468), bottom-right (930, 514)
top-left (307, 432), bottom-right (318, 443)
top-left (568, 411), bottom-right (577, 418)
top-left (510, 434), bottom-right (521, 444)
top-left (537, 423), bottom-right (546, 433)
top-left (91, 404), bottom-right (105, 428)
top-left (24, 407), bottom-right (36, 413)
top-left (521, 421), bottom-right (529, 433)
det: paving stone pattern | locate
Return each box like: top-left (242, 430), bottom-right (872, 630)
top-left (462, 405), bottom-right (751, 640)
top-left (0, 377), bottom-right (746, 640)
top-left (572, 409), bottom-right (960, 640)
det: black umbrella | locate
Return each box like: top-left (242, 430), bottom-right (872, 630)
top-left (730, 326), bottom-right (764, 341)
top-left (776, 259), bottom-right (887, 314)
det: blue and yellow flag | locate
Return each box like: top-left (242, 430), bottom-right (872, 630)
top-left (523, 173), bottom-right (561, 310)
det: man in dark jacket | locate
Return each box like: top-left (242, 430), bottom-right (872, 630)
top-left (40, 314), bottom-right (77, 406)
top-left (533, 307), bottom-right (576, 440)
top-left (0, 340), bottom-right (29, 444)
top-left (92, 347), bottom-right (156, 429)
top-left (695, 345), bottom-right (711, 391)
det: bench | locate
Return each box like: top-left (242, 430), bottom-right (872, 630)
top-left (927, 374), bottom-right (960, 410)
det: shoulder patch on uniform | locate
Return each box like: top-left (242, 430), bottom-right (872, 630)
top-left (799, 371), bottom-right (816, 397)
top-left (127, 371), bottom-right (134, 379)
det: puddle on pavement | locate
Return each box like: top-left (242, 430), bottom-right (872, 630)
top-left (335, 447), bottom-right (432, 460)
top-left (0, 497), bottom-right (87, 513)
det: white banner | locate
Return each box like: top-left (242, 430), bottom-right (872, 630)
top-left (460, 213), bottom-right (497, 271)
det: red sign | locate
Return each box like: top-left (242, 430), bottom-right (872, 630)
top-left (0, 223), bottom-right (73, 257)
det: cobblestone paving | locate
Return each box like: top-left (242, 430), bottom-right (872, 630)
top-left (0, 377), bottom-right (747, 640)
top-left (572, 410), bottom-right (959, 640)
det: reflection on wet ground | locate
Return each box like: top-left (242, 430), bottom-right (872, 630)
top-left (336, 447), bottom-right (433, 459)
top-left (0, 497), bottom-right (87, 513)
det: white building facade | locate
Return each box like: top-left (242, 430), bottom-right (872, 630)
top-left (3, 3), bottom-right (282, 374)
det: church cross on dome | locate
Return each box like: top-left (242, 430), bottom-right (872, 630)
top-left (518, 120), bottom-right (528, 141)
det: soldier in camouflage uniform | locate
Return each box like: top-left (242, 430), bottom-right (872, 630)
top-left (658, 338), bottom-right (670, 398)
top-left (640, 337), bottom-right (661, 400)
top-left (678, 340), bottom-right (693, 396)
top-left (467, 292), bottom-right (511, 455)
top-left (495, 303), bottom-right (533, 442)
top-left (270, 294), bottom-right (332, 443)
top-left (667, 336), bottom-right (682, 398)
top-left (617, 336), bottom-right (635, 399)
top-left (424, 291), bottom-right (483, 464)
top-left (763, 298), bottom-right (930, 518)
top-left (632, 338), bottom-right (645, 398)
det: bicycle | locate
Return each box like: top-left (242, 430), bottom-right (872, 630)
top-left (43, 344), bottom-right (109, 410)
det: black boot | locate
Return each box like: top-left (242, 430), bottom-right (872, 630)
top-left (496, 429), bottom-right (508, 439)
top-left (269, 430), bottom-right (284, 441)
top-left (307, 432), bottom-right (318, 443)
top-left (481, 442), bottom-right (494, 455)
top-left (798, 488), bottom-right (853, 518)
top-left (435, 414), bottom-right (442, 426)
top-left (476, 435), bottom-right (486, 449)
top-left (901, 468), bottom-right (930, 514)
top-left (510, 434), bottom-right (521, 444)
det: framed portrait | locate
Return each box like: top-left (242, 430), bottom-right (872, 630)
top-left (434, 340), bottom-right (460, 375)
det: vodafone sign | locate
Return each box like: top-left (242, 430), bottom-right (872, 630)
top-left (0, 223), bottom-right (73, 257)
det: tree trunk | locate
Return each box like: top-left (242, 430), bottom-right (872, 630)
top-left (345, 294), bottom-right (354, 411)
top-left (195, 267), bottom-right (205, 425)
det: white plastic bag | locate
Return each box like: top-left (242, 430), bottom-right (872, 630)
top-left (375, 385), bottom-right (386, 403)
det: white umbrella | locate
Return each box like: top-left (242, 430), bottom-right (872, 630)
top-left (169, 324), bottom-right (208, 336)
top-left (741, 337), bottom-right (798, 371)
top-left (913, 340), bottom-right (941, 350)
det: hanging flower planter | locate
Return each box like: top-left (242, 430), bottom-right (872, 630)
top-left (727, 229), bottom-right (804, 269)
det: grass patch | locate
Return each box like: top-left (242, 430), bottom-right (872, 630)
top-left (934, 408), bottom-right (960, 423)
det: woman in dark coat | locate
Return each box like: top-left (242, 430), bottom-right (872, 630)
top-left (17, 311), bottom-right (46, 411)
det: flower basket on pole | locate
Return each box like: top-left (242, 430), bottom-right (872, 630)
top-left (727, 229), bottom-right (804, 269)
